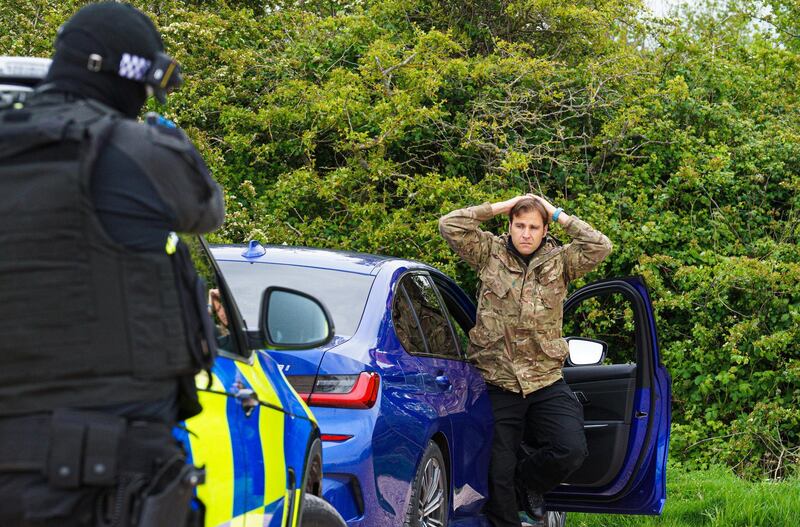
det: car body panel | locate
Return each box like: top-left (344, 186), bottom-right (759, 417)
top-left (547, 276), bottom-right (671, 515)
top-left (179, 351), bottom-right (316, 527)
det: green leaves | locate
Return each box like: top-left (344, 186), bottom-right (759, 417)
top-left (4, 0), bottom-right (799, 480)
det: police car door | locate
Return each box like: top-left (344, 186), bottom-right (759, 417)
top-left (176, 236), bottom-right (287, 526)
top-left (543, 277), bottom-right (671, 515)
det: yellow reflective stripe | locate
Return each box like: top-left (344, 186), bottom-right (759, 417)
top-left (282, 489), bottom-right (290, 527)
top-left (238, 357), bottom-right (283, 408)
top-left (291, 489), bottom-right (302, 527)
top-left (236, 360), bottom-right (287, 516)
top-left (233, 503), bottom-right (283, 526)
top-left (186, 372), bottom-right (235, 527)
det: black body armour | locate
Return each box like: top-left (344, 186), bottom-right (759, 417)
top-left (0, 100), bottom-right (214, 418)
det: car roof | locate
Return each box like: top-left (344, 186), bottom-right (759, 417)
top-left (0, 57), bottom-right (51, 87)
top-left (210, 243), bottom-right (434, 276)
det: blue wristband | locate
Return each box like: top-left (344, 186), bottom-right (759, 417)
top-left (552, 207), bottom-right (563, 222)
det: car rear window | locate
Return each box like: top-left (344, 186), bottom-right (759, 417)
top-left (217, 261), bottom-right (375, 337)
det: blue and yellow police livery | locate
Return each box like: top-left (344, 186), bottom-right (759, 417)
top-left (175, 237), bottom-right (344, 527)
top-left (176, 353), bottom-right (318, 527)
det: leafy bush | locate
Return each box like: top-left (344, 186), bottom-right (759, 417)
top-left (2, 0), bottom-right (798, 479)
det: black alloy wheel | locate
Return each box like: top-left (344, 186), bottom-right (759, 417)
top-left (405, 440), bottom-right (448, 527)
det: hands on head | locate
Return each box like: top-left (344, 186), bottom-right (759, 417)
top-left (495, 194), bottom-right (556, 219)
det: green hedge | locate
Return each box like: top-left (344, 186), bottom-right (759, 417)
top-left (3, 0), bottom-right (798, 479)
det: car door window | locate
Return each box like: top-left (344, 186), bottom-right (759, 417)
top-left (433, 285), bottom-right (471, 359)
top-left (562, 291), bottom-right (636, 365)
top-left (181, 235), bottom-right (244, 356)
top-left (393, 281), bottom-right (428, 355)
top-left (400, 274), bottom-right (459, 358)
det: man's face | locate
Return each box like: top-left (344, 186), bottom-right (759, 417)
top-left (509, 209), bottom-right (547, 256)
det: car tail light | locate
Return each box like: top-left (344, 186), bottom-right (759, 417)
top-left (286, 375), bottom-right (315, 394)
top-left (321, 434), bottom-right (354, 442)
top-left (292, 372), bottom-right (380, 409)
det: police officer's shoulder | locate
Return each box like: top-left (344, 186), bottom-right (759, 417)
top-left (110, 115), bottom-right (192, 155)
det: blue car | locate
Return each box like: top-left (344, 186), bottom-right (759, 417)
top-left (213, 243), bottom-right (672, 526)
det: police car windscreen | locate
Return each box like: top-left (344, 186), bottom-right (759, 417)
top-left (217, 261), bottom-right (375, 338)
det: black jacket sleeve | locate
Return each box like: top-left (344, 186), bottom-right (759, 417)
top-left (108, 120), bottom-right (225, 234)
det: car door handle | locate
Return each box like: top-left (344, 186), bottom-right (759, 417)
top-left (435, 375), bottom-right (451, 390)
top-left (233, 386), bottom-right (260, 418)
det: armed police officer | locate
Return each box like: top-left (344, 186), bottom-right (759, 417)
top-left (0, 3), bottom-right (224, 526)
top-left (439, 195), bottom-right (612, 527)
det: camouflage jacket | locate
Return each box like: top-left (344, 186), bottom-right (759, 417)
top-left (439, 203), bottom-right (612, 395)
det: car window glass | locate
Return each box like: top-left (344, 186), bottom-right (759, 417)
top-left (393, 284), bottom-right (427, 355)
top-left (563, 291), bottom-right (636, 365)
top-left (181, 235), bottom-right (239, 354)
top-left (217, 261), bottom-right (373, 338)
top-left (435, 287), bottom-right (471, 358)
top-left (402, 274), bottom-right (459, 358)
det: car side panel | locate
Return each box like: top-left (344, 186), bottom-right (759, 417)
top-left (179, 371), bottom-right (240, 527)
top-left (313, 344), bottom-right (433, 527)
top-left (180, 354), bottom-right (316, 527)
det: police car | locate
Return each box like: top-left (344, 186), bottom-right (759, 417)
top-left (1, 57), bottom-right (345, 527)
top-left (0, 56), bottom-right (50, 107)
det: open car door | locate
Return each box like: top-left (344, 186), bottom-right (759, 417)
top-left (544, 276), bottom-right (671, 515)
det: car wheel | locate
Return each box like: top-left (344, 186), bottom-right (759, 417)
top-left (405, 440), bottom-right (448, 527)
top-left (300, 494), bottom-right (346, 527)
top-left (547, 510), bottom-right (566, 527)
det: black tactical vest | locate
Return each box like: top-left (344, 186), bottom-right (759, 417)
top-left (0, 100), bottom-right (211, 417)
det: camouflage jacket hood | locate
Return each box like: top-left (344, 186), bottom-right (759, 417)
top-left (439, 203), bottom-right (612, 394)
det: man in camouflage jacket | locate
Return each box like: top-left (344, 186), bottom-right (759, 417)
top-left (439, 195), bottom-right (612, 527)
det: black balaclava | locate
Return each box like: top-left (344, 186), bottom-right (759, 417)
top-left (42, 2), bottom-right (164, 118)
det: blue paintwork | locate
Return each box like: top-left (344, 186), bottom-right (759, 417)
top-left (177, 347), bottom-right (319, 526)
top-left (211, 246), bottom-right (672, 523)
top-left (546, 276), bottom-right (672, 514)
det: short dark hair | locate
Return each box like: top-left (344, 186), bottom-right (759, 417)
top-left (509, 197), bottom-right (548, 224)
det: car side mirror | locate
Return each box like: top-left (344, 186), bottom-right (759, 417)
top-left (259, 286), bottom-right (334, 349)
top-left (565, 337), bottom-right (607, 366)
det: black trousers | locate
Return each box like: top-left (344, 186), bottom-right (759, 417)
top-left (485, 379), bottom-right (588, 527)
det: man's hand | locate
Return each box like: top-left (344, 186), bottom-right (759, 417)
top-left (533, 195), bottom-right (556, 219)
top-left (491, 195), bottom-right (531, 216)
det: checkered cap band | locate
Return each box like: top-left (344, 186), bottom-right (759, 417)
top-left (118, 53), bottom-right (151, 81)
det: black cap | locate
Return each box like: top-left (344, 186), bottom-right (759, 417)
top-left (57, 2), bottom-right (164, 64)
top-left (43, 2), bottom-right (179, 116)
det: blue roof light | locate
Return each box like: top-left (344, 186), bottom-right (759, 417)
top-left (242, 240), bottom-right (266, 258)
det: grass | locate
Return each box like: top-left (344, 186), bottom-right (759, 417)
top-left (567, 467), bottom-right (800, 527)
